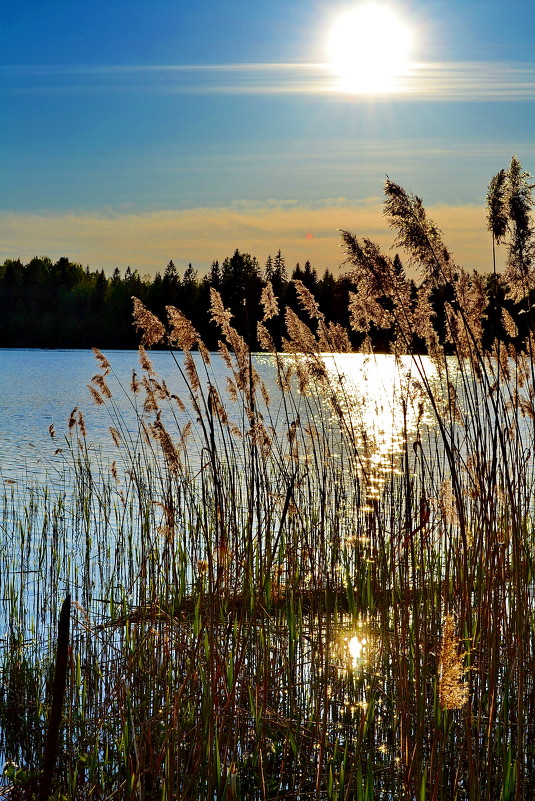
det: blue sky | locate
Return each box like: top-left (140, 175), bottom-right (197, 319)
top-left (1, 0), bottom-right (535, 276)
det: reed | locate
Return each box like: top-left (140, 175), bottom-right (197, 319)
top-left (1, 159), bottom-right (535, 800)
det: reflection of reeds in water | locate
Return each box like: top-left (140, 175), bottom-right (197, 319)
top-left (2, 160), bottom-right (535, 799)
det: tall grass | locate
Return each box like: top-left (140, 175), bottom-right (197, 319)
top-left (1, 159), bottom-right (535, 800)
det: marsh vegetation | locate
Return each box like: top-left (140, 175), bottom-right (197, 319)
top-left (1, 157), bottom-right (535, 800)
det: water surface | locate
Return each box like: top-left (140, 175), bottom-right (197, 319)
top-left (0, 348), bottom-right (435, 493)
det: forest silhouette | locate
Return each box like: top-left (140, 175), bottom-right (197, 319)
top-left (0, 247), bottom-right (527, 353)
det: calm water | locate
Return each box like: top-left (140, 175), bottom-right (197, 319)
top-left (0, 349), bottom-right (139, 484)
top-left (0, 348), bottom-right (435, 493)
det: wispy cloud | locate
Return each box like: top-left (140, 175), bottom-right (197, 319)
top-left (2, 61), bottom-right (535, 100)
top-left (0, 200), bottom-right (494, 277)
top-left (405, 61), bottom-right (535, 101)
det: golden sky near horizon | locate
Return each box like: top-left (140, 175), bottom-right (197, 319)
top-left (0, 201), bottom-right (492, 279)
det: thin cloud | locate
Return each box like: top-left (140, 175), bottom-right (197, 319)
top-left (2, 61), bottom-right (535, 100)
top-left (0, 201), bottom-right (495, 277)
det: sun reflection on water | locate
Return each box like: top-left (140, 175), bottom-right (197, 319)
top-left (347, 634), bottom-right (367, 668)
top-left (321, 353), bottom-right (436, 501)
top-left (337, 623), bottom-right (374, 674)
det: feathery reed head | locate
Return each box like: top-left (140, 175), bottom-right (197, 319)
top-left (293, 279), bottom-right (324, 322)
top-left (91, 373), bottom-right (112, 399)
top-left (383, 179), bottom-right (455, 283)
top-left (210, 288), bottom-right (234, 332)
top-left (132, 297), bottom-right (165, 347)
top-left (284, 308), bottom-right (318, 355)
top-left (166, 305), bottom-right (199, 352)
top-left (486, 168), bottom-right (508, 245)
top-left (439, 614), bottom-right (468, 710)
top-left (138, 344), bottom-right (156, 375)
top-left (260, 282), bottom-right (279, 322)
top-left (92, 347), bottom-right (111, 376)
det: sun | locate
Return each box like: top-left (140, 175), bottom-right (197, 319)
top-left (327, 3), bottom-right (412, 94)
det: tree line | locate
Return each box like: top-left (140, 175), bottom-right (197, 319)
top-left (0, 244), bottom-right (531, 353)
top-left (0, 250), bottom-right (354, 350)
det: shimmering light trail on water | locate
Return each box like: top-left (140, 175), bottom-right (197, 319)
top-left (320, 352), bottom-right (438, 500)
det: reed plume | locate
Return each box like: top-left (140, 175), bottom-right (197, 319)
top-left (503, 155), bottom-right (535, 301)
top-left (383, 178), bottom-right (455, 285)
top-left (91, 373), bottom-right (112, 400)
top-left (132, 297), bottom-right (165, 347)
top-left (439, 614), bottom-right (468, 710)
top-left (166, 305), bottom-right (199, 351)
top-left (87, 385), bottom-right (104, 405)
top-left (486, 167), bottom-right (508, 274)
top-left (260, 281), bottom-right (279, 321)
top-left (92, 347), bottom-right (111, 376)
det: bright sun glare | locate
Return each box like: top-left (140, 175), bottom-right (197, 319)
top-left (327, 3), bottom-right (412, 94)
